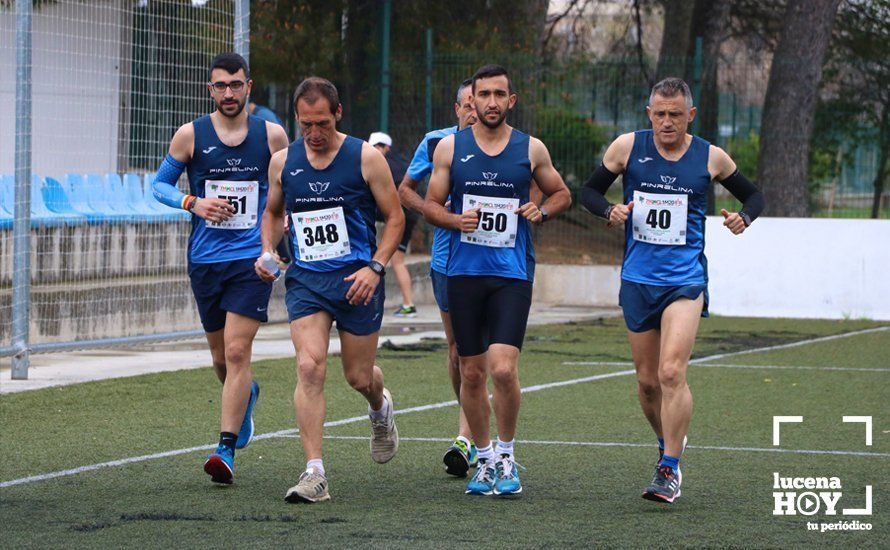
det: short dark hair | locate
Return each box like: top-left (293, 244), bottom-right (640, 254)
top-left (649, 77), bottom-right (693, 107)
top-left (455, 78), bottom-right (473, 104)
top-left (293, 77), bottom-right (340, 115)
top-left (209, 52), bottom-right (249, 80)
top-left (471, 64), bottom-right (511, 94)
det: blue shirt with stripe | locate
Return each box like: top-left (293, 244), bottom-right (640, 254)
top-left (621, 129), bottom-right (711, 286)
top-left (282, 136), bottom-right (377, 272)
top-left (406, 126), bottom-right (457, 275)
top-left (187, 114), bottom-right (270, 264)
top-left (447, 127), bottom-right (535, 282)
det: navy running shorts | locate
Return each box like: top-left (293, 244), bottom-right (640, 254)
top-left (430, 268), bottom-right (449, 312)
top-left (619, 280), bottom-right (709, 333)
top-left (188, 258), bottom-right (273, 333)
top-left (285, 261), bottom-right (385, 336)
top-left (447, 275), bottom-right (533, 356)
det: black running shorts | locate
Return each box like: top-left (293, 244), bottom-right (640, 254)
top-left (446, 275), bottom-right (533, 356)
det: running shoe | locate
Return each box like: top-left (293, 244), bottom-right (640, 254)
top-left (393, 305), bottom-right (417, 318)
top-left (285, 467), bottom-right (331, 503)
top-left (642, 465), bottom-right (682, 503)
top-left (235, 380), bottom-right (260, 449)
top-left (466, 458), bottom-right (497, 496)
top-left (203, 444), bottom-right (234, 485)
top-left (493, 454), bottom-right (523, 497)
top-left (370, 388), bottom-right (399, 463)
top-left (443, 438), bottom-right (474, 477)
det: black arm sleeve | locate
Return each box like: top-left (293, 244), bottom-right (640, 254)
top-left (719, 169), bottom-right (765, 223)
top-left (581, 163), bottom-right (620, 219)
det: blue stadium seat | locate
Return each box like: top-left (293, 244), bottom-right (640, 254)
top-left (30, 175), bottom-right (85, 227)
top-left (44, 177), bottom-right (89, 217)
top-left (84, 173), bottom-right (131, 223)
top-left (63, 173), bottom-right (105, 222)
top-left (123, 173), bottom-right (166, 222)
top-left (0, 174), bottom-right (14, 229)
top-left (143, 172), bottom-right (189, 221)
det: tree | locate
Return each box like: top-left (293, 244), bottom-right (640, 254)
top-left (757, 0), bottom-right (841, 217)
top-left (819, 0), bottom-right (890, 218)
top-left (685, 0), bottom-right (730, 214)
top-left (654, 0), bottom-right (695, 81)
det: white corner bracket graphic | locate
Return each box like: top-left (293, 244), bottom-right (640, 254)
top-left (842, 485), bottom-right (873, 516)
top-left (773, 416), bottom-right (803, 446)
top-left (842, 416), bottom-right (873, 446)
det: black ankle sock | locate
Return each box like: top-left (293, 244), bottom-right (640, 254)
top-left (219, 431), bottom-right (237, 450)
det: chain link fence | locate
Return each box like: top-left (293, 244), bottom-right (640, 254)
top-left (1, 0), bottom-right (239, 359)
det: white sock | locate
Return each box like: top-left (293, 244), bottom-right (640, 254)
top-left (369, 394), bottom-right (391, 420)
top-left (476, 443), bottom-right (495, 463)
top-left (456, 435), bottom-right (471, 447)
top-left (307, 459), bottom-right (325, 477)
top-left (495, 438), bottom-right (514, 457)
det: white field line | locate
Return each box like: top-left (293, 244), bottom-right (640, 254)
top-left (0, 370), bottom-right (632, 488)
top-left (562, 361), bottom-right (890, 373)
top-left (3, 327), bottom-right (885, 489)
top-left (275, 434), bottom-right (890, 459)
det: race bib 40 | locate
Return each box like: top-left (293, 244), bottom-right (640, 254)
top-left (632, 190), bottom-right (688, 245)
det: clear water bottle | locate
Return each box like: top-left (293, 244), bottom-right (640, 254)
top-left (261, 252), bottom-right (281, 280)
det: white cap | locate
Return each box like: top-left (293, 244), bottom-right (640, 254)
top-left (368, 131), bottom-right (392, 147)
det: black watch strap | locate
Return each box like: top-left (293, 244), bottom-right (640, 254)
top-left (368, 260), bottom-right (386, 276)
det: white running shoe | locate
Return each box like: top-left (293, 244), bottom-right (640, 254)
top-left (285, 467), bottom-right (331, 503)
top-left (370, 388), bottom-right (399, 463)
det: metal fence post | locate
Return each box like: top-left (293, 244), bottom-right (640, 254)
top-left (12, 0), bottom-right (33, 379)
top-left (234, 0), bottom-right (249, 64)
top-left (425, 27), bottom-right (432, 132)
top-left (378, 0), bottom-right (391, 133)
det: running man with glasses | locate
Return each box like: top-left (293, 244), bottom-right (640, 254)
top-left (152, 53), bottom-right (289, 485)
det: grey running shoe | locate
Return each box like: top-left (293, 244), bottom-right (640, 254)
top-left (642, 465), bottom-right (682, 503)
top-left (370, 388), bottom-right (399, 463)
top-left (284, 468), bottom-right (331, 503)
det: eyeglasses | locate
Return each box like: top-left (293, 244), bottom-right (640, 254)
top-left (209, 80), bottom-right (246, 93)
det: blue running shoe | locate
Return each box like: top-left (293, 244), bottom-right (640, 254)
top-left (235, 380), bottom-right (260, 449)
top-left (468, 443), bottom-right (478, 468)
top-left (465, 458), bottom-right (496, 495)
top-left (493, 454), bottom-right (523, 497)
top-left (204, 444), bottom-right (234, 485)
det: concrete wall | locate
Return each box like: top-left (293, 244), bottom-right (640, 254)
top-left (704, 216), bottom-right (890, 320)
top-left (1, 2), bottom-right (123, 178)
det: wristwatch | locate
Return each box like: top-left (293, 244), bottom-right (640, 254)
top-left (540, 207), bottom-right (549, 224)
top-left (740, 211), bottom-right (752, 227)
top-left (368, 260), bottom-right (386, 276)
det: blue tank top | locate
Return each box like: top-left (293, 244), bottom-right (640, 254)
top-left (187, 115), bottom-right (270, 264)
top-left (621, 130), bottom-right (711, 285)
top-left (282, 136), bottom-right (377, 272)
top-left (406, 126), bottom-right (458, 275)
top-left (446, 128), bottom-right (535, 281)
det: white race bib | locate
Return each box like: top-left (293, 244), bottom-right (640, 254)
top-left (205, 180), bottom-right (259, 230)
top-left (291, 206), bottom-right (351, 262)
top-left (632, 190), bottom-right (688, 245)
top-left (460, 194), bottom-right (520, 248)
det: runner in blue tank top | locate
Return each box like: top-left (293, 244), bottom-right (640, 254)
top-left (151, 53), bottom-right (289, 485)
top-left (398, 78), bottom-right (485, 477)
top-left (424, 65), bottom-right (572, 497)
top-left (255, 77), bottom-right (405, 504)
top-left (581, 77), bottom-right (765, 504)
